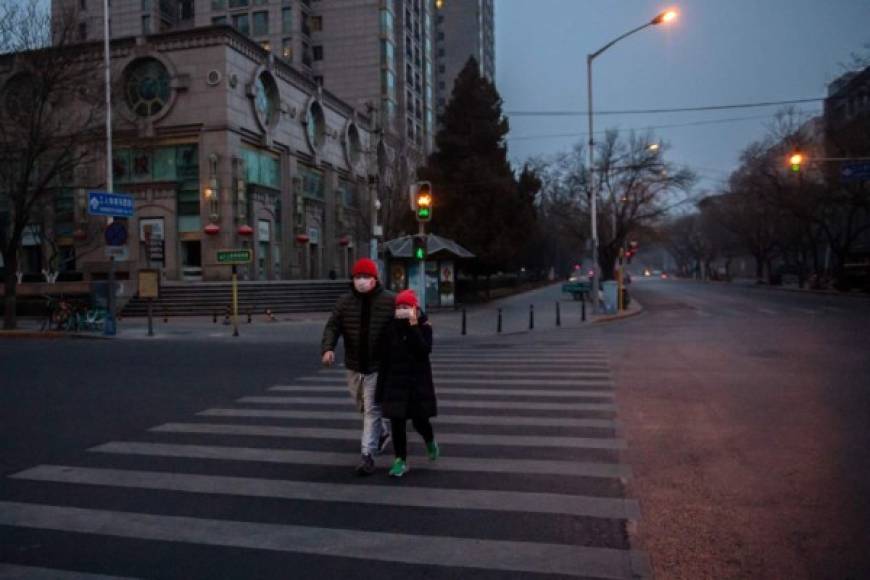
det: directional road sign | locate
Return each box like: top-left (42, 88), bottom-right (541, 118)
top-left (840, 162), bottom-right (870, 183)
top-left (104, 222), bottom-right (128, 246)
top-left (217, 249), bottom-right (252, 265)
top-left (88, 191), bottom-right (135, 217)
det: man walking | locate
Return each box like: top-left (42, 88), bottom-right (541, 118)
top-left (322, 258), bottom-right (395, 475)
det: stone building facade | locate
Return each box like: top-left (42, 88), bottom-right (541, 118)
top-left (6, 25), bottom-right (376, 284)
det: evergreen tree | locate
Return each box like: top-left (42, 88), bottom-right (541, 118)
top-left (421, 58), bottom-right (535, 274)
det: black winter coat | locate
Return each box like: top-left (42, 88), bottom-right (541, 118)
top-left (321, 283), bottom-right (396, 373)
top-left (375, 315), bottom-right (437, 420)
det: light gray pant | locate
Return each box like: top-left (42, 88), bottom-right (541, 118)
top-left (346, 371), bottom-right (389, 456)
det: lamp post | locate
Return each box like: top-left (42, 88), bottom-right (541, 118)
top-left (586, 8), bottom-right (677, 312)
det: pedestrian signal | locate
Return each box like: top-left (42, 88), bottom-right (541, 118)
top-left (413, 236), bottom-right (427, 260)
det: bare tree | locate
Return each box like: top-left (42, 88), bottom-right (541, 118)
top-left (536, 130), bottom-right (695, 279)
top-left (1, 0), bottom-right (104, 328)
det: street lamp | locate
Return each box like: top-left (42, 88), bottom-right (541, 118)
top-left (586, 7), bottom-right (677, 312)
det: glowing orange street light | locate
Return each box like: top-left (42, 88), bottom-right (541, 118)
top-left (652, 9), bottom-right (678, 25)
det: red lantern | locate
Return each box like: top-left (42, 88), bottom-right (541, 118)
top-left (295, 233), bottom-right (310, 244)
top-left (238, 224), bottom-right (254, 237)
top-left (338, 236), bottom-right (350, 247)
top-left (204, 223), bottom-right (220, 236)
top-left (73, 228), bottom-right (87, 241)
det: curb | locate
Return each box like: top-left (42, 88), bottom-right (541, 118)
top-left (0, 330), bottom-right (110, 340)
top-left (593, 302), bottom-right (645, 324)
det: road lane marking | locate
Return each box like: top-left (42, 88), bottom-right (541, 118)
top-left (198, 408), bottom-right (621, 429)
top-left (0, 565), bottom-right (137, 580)
top-left (236, 396), bottom-right (616, 412)
top-left (149, 423), bottom-right (626, 450)
top-left (12, 465), bottom-right (638, 519)
top-left (269, 386), bottom-right (615, 399)
top-left (310, 368), bottom-right (611, 383)
top-left (757, 308), bottom-right (779, 315)
top-left (0, 501), bottom-right (648, 579)
top-left (89, 442), bottom-right (632, 478)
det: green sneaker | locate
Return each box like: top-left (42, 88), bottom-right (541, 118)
top-left (426, 440), bottom-right (440, 461)
top-left (388, 458), bottom-right (409, 478)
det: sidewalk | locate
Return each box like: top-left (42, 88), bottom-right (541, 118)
top-left (2, 283), bottom-right (642, 343)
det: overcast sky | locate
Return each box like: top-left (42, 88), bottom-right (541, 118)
top-left (496, 0), bottom-right (870, 193)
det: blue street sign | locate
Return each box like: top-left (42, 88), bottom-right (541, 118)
top-left (840, 162), bottom-right (870, 183)
top-left (104, 222), bottom-right (128, 246)
top-left (88, 191), bottom-right (135, 217)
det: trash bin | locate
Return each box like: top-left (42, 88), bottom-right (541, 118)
top-left (602, 281), bottom-right (618, 314)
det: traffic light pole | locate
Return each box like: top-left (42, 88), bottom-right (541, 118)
top-left (418, 222), bottom-right (426, 311)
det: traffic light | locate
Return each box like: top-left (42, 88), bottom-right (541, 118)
top-left (789, 151), bottom-right (803, 173)
top-left (412, 235), bottom-right (427, 260)
top-left (626, 241), bottom-right (639, 263)
top-left (415, 181), bottom-right (432, 222)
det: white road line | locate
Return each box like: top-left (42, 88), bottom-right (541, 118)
top-left (12, 465), bottom-right (638, 519)
top-left (794, 307), bottom-right (817, 315)
top-left (269, 386), bottom-right (615, 399)
top-left (757, 308), bottom-right (779, 315)
top-left (90, 441), bottom-right (633, 478)
top-left (0, 565), bottom-right (138, 580)
top-left (431, 356), bottom-right (609, 363)
top-left (150, 423), bottom-right (626, 450)
top-left (308, 371), bottom-right (613, 380)
top-left (198, 408), bottom-right (621, 429)
top-left (237, 396), bottom-right (616, 412)
top-left (438, 378), bottom-right (613, 387)
top-left (0, 502), bottom-right (648, 579)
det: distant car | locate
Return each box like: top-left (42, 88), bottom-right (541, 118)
top-left (643, 268), bottom-right (651, 277)
top-left (652, 269), bottom-right (662, 277)
top-left (660, 272), bottom-right (669, 279)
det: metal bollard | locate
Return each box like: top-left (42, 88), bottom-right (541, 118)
top-left (529, 304), bottom-right (535, 330)
top-left (556, 301), bottom-right (561, 327)
top-left (163, 309), bottom-right (168, 323)
top-left (247, 308), bottom-right (252, 324)
top-left (213, 310), bottom-right (217, 324)
top-left (581, 293), bottom-right (587, 322)
top-left (461, 307), bottom-right (467, 336)
top-left (497, 308), bottom-right (502, 333)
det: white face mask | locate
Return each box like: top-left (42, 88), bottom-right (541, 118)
top-left (353, 277), bottom-right (376, 293)
top-left (395, 308), bottom-right (413, 319)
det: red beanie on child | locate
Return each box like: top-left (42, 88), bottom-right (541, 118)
top-left (395, 289), bottom-right (419, 309)
top-left (351, 258), bottom-right (378, 278)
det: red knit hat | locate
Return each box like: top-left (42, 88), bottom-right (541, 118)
top-left (351, 258), bottom-right (378, 278)
top-left (395, 289), bottom-right (419, 308)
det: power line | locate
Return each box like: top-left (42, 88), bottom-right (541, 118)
top-left (505, 97), bottom-right (828, 117)
top-left (506, 111), bottom-right (808, 142)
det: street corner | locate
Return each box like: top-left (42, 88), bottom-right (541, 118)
top-left (593, 300), bottom-right (644, 325)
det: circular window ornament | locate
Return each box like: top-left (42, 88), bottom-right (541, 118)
top-left (305, 100), bottom-right (326, 153)
top-left (345, 123), bottom-right (363, 168)
top-left (123, 58), bottom-right (170, 118)
top-left (252, 71), bottom-right (279, 131)
top-left (207, 70), bottom-right (222, 86)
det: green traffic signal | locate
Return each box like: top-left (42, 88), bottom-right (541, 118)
top-left (415, 247), bottom-right (425, 260)
top-left (417, 207), bottom-right (430, 219)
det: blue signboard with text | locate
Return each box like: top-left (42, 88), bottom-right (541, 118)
top-left (840, 162), bottom-right (870, 183)
top-left (88, 191), bottom-right (135, 217)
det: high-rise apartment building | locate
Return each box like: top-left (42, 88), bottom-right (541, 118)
top-left (433, 0), bottom-right (495, 119)
top-left (309, 0), bottom-right (436, 158)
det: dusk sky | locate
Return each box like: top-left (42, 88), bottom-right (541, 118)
top-left (496, 0), bottom-right (870, 194)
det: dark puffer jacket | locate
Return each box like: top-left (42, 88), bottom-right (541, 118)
top-left (321, 283), bottom-right (395, 373)
top-left (375, 315), bottom-right (437, 420)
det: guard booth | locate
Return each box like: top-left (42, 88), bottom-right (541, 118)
top-left (383, 234), bottom-right (474, 309)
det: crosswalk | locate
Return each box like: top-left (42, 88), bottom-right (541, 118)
top-left (1, 341), bottom-right (649, 579)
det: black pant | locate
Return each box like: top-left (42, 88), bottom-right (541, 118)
top-left (391, 417), bottom-right (434, 460)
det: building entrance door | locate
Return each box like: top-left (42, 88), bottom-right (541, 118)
top-left (180, 240), bottom-right (202, 281)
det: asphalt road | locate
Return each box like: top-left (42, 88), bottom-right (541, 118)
top-left (1, 278), bottom-right (868, 579)
top-left (604, 277), bottom-right (870, 580)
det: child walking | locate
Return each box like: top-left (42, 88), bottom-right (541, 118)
top-left (375, 289), bottom-right (439, 478)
